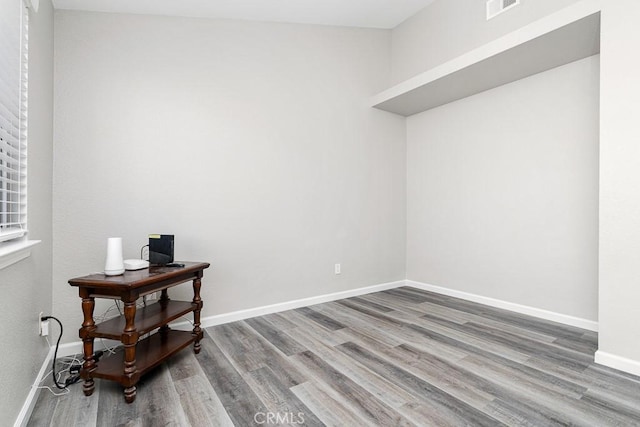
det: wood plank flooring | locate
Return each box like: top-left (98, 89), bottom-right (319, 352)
top-left (28, 287), bottom-right (640, 426)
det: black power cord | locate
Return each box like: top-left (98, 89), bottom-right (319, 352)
top-left (42, 316), bottom-right (85, 389)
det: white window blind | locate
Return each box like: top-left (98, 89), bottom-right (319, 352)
top-left (0, 0), bottom-right (28, 243)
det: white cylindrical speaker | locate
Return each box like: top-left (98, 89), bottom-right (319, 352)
top-left (104, 237), bottom-right (125, 276)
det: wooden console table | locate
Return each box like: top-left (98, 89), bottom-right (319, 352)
top-left (69, 261), bottom-right (210, 403)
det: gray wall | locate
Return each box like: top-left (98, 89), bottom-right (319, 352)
top-left (52, 11), bottom-right (407, 343)
top-left (406, 56), bottom-right (599, 321)
top-left (0, 0), bottom-right (54, 425)
top-left (394, 0), bottom-right (600, 322)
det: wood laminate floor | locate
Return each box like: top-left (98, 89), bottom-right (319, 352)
top-left (28, 287), bottom-right (640, 426)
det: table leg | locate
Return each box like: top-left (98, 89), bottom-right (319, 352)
top-left (80, 293), bottom-right (96, 396)
top-left (159, 288), bottom-right (170, 308)
top-left (192, 275), bottom-right (203, 354)
top-left (122, 301), bottom-right (138, 403)
top-left (158, 289), bottom-right (171, 338)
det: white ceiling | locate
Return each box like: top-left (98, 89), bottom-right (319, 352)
top-left (51, 0), bottom-right (437, 29)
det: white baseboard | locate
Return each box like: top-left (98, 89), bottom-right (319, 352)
top-left (14, 346), bottom-right (55, 427)
top-left (56, 337), bottom-right (123, 359)
top-left (197, 280), bottom-right (406, 329)
top-left (406, 280), bottom-right (599, 332)
top-left (595, 350), bottom-right (640, 377)
top-left (51, 278), bottom-right (600, 371)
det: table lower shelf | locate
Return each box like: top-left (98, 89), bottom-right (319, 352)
top-left (89, 300), bottom-right (196, 340)
top-left (88, 329), bottom-right (195, 383)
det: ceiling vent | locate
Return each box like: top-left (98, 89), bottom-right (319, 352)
top-left (486, 0), bottom-right (520, 20)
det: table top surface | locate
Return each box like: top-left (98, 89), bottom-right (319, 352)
top-left (68, 261), bottom-right (210, 289)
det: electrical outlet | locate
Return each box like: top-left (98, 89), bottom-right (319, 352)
top-left (39, 312), bottom-right (49, 336)
top-left (335, 264), bottom-right (341, 275)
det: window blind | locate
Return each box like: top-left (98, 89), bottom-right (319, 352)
top-left (0, 0), bottom-right (28, 243)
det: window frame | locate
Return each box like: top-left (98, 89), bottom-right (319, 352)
top-left (0, 0), bottom-right (40, 269)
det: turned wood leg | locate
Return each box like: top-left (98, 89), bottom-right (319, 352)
top-left (80, 294), bottom-right (96, 396)
top-left (122, 301), bottom-right (139, 403)
top-left (159, 288), bottom-right (170, 308)
top-left (159, 324), bottom-right (170, 339)
top-left (159, 289), bottom-right (171, 339)
top-left (124, 386), bottom-right (136, 403)
top-left (192, 275), bottom-right (203, 354)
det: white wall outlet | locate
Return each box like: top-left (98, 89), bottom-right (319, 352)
top-left (39, 312), bottom-right (49, 337)
top-left (334, 263), bottom-right (341, 275)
